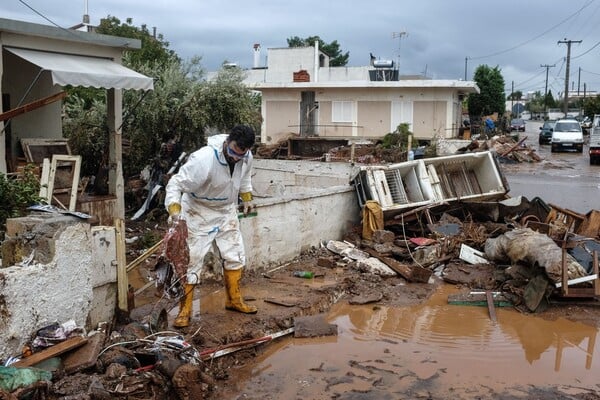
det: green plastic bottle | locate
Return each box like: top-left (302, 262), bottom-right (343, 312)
top-left (292, 271), bottom-right (314, 279)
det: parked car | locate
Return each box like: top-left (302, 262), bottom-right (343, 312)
top-left (575, 115), bottom-right (592, 133)
top-left (539, 120), bottom-right (556, 144)
top-left (551, 119), bottom-right (584, 153)
top-left (510, 118), bottom-right (526, 132)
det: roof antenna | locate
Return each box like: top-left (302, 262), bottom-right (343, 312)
top-left (68, 0), bottom-right (92, 30)
top-left (82, 0), bottom-right (90, 25)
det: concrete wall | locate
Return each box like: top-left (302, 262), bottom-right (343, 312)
top-left (240, 159), bottom-right (361, 270)
top-left (0, 215), bottom-right (116, 360)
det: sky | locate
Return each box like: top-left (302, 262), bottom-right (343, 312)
top-left (4, 0), bottom-right (600, 98)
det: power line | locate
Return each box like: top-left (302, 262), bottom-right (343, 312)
top-left (17, 0), bottom-right (97, 43)
top-left (572, 40), bottom-right (600, 59)
top-left (469, 0), bottom-right (594, 60)
top-left (18, 0), bottom-right (64, 29)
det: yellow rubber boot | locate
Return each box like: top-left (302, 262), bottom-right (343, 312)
top-left (173, 284), bottom-right (195, 328)
top-left (224, 269), bottom-right (257, 314)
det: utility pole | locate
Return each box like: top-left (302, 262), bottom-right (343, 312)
top-left (464, 57), bottom-right (469, 81)
top-left (558, 39), bottom-right (582, 117)
top-left (511, 81), bottom-right (514, 118)
top-left (541, 64), bottom-right (555, 118)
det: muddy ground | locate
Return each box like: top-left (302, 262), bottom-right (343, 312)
top-left (38, 210), bottom-right (600, 400)
top-left (11, 131), bottom-right (600, 399)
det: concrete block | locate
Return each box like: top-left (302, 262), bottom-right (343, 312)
top-left (5, 216), bottom-right (45, 237)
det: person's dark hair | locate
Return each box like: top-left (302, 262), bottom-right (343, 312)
top-left (228, 125), bottom-right (255, 150)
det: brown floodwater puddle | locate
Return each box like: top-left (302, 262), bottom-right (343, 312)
top-left (217, 284), bottom-right (600, 399)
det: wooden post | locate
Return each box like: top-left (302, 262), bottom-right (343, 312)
top-left (561, 244), bottom-right (568, 296)
top-left (115, 218), bottom-right (128, 312)
top-left (594, 251), bottom-right (600, 297)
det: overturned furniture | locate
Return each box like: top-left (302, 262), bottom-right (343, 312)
top-left (352, 151), bottom-right (509, 220)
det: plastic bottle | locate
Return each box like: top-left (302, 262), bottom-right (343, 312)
top-left (292, 271), bottom-right (314, 279)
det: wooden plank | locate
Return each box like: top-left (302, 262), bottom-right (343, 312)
top-left (126, 239), bottom-right (163, 272)
top-left (39, 157), bottom-right (51, 201)
top-left (486, 291), bottom-right (497, 323)
top-left (500, 136), bottom-right (527, 157)
top-left (594, 251), bottom-right (600, 297)
top-left (115, 218), bottom-right (128, 312)
top-left (62, 332), bottom-right (106, 374)
top-left (12, 336), bottom-right (87, 368)
top-left (0, 91), bottom-right (67, 122)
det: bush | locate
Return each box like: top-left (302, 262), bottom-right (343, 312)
top-left (0, 166), bottom-right (41, 236)
top-left (381, 123), bottom-right (413, 149)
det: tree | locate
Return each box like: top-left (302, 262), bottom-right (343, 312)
top-left (507, 90), bottom-right (522, 101)
top-left (287, 35), bottom-right (349, 66)
top-left (582, 95), bottom-right (600, 117)
top-left (63, 17), bottom-right (261, 184)
top-left (467, 65), bottom-right (505, 120)
top-left (194, 63), bottom-right (262, 135)
top-left (96, 16), bottom-right (179, 68)
top-left (63, 17), bottom-right (188, 181)
top-left (525, 91), bottom-right (545, 114)
top-left (544, 90), bottom-right (557, 109)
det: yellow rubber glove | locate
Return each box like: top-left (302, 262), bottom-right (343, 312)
top-left (240, 192), bottom-right (254, 215)
top-left (167, 203), bottom-right (182, 225)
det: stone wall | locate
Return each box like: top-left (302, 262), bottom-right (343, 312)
top-left (0, 214), bottom-right (116, 360)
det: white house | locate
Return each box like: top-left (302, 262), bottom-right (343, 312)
top-left (242, 43), bottom-right (479, 145)
top-left (0, 18), bottom-right (153, 223)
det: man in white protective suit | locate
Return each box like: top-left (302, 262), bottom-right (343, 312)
top-left (165, 124), bottom-right (258, 328)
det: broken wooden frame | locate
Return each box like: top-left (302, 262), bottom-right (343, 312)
top-left (41, 155), bottom-right (81, 211)
top-left (20, 138), bottom-right (71, 164)
top-left (556, 240), bottom-right (600, 298)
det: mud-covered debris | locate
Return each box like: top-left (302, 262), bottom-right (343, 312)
top-left (348, 292), bottom-right (384, 305)
top-left (294, 314), bottom-right (338, 338)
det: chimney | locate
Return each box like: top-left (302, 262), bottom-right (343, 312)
top-left (253, 43), bottom-right (261, 69)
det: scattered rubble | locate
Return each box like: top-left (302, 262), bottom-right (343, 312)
top-left (3, 188), bottom-right (600, 399)
top-left (3, 139), bottom-right (600, 399)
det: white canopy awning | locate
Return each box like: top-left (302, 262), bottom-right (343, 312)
top-left (6, 47), bottom-right (154, 91)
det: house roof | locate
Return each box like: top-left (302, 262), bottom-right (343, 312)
top-left (246, 79), bottom-right (479, 93)
top-left (0, 18), bottom-right (141, 50)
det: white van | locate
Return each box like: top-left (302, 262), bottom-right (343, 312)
top-left (551, 119), bottom-right (584, 153)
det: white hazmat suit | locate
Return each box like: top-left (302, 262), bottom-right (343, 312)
top-left (165, 133), bottom-right (252, 284)
top-left (165, 131), bottom-right (258, 327)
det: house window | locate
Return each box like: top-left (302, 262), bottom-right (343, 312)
top-left (332, 101), bottom-right (354, 123)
